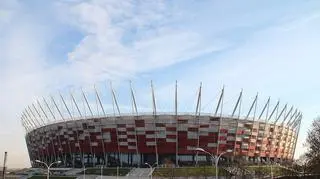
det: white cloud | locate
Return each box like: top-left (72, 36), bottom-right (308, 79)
top-left (1, 0), bottom-right (319, 167)
top-left (1, 0), bottom-right (226, 167)
top-left (163, 12), bottom-right (320, 158)
top-left (0, 2), bottom-right (51, 168)
top-left (56, 0), bottom-right (227, 84)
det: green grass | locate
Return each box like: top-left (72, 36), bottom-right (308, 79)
top-left (28, 176), bottom-right (76, 179)
top-left (246, 165), bottom-right (298, 176)
top-left (153, 167), bottom-right (228, 177)
top-left (79, 168), bottom-right (131, 176)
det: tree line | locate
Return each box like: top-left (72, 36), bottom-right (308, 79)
top-left (301, 116), bottom-right (320, 173)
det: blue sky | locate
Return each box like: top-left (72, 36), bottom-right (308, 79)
top-left (1, 0), bottom-right (320, 168)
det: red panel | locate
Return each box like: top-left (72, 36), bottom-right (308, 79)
top-left (200, 124), bottom-right (209, 128)
top-left (156, 123), bottom-right (165, 127)
top-left (166, 135), bottom-right (176, 139)
top-left (102, 128), bottom-right (113, 132)
top-left (135, 120), bottom-right (145, 127)
top-left (188, 127), bottom-right (198, 132)
top-left (219, 136), bottom-right (226, 140)
top-left (208, 132), bottom-right (218, 137)
top-left (166, 127), bottom-right (176, 131)
top-left (105, 142), bottom-right (118, 151)
top-left (119, 146), bottom-right (129, 153)
top-left (220, 129), bottom-right (228, 133)
top-left (158, 143), bottom-right (175, 153)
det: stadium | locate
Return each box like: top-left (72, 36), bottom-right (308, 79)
top-left (21, 83), bottom-right (302, 168)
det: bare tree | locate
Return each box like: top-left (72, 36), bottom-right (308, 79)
top-left (305, 116), bottom-right (320, 173)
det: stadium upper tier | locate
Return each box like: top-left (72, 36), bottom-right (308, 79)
top-left (21, 84), bottom-right (302, 168)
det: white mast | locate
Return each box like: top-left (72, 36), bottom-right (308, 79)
top-left (130, 81), bottom-right (140, 166)
top-left (109, 81), bottom-right (122, 167)
top-left (150, 81), bottom-right (159, 165)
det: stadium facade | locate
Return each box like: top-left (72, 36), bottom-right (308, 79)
top-left (21, 83), bottom-right (302, 168)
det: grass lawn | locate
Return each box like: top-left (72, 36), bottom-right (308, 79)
top-left (79, 168), bottom-right (131, 176)
top-left (246, 165), bottom-right (297, 176)
top-left (153, 167), bottom-right (228, 177)
top-left (28, 176), bottom-right (76, 179)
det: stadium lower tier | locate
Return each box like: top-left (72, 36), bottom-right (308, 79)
top-left (25, 115), bottom-right (298, 168)
top-left (31, 152), bottom-right (288, 168)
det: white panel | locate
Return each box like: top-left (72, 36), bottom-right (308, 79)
top-left (158, 119), bottom-right (168, 123)
top-left (118, 135), bottom-right (127, 139)
top-left (146, 141), bottom-right (156, 146)
top-left (227, 136), bottom-right (235, 141)
top-left (156, 127), bottom-right (166, 130)
top-left (187, 132), bottom-right (198, 139)
top-left (128, 146), bottom-right (136, 149)
top-left (104, 138), bottom-right (111, 142)
top-left (157, 134), bottom-right (166, 138)
top-left (210, 121), bottom-right (219, 125)
top-left (91, 142), bottom-right (98, 146)
top-left (79, 136), bottom-right (85, 140)
top-left (187, 146), bottom-right (196, 150)
top-left (199, 128), bottom-right (209, 132)
top-left (101, 120), bottom-right (115, 125)
top-left (208, 127), bottom-right (218, 132)
top-left (166, 131), bottom-right (176, 135)
top-left (118, 128), bottom-right (126, 132)
top-left (207, 143), bottom-right (217, 147)
top-left (228, 129), bottom-right (236, 134)
top-left (166, 138), bottom-right (176, 143)
top-left (178, 125), bottom-right (188, 131)
top-left (146, 134), bottom-right (155, 139)
top-left (127, 138), bottom-right (136, 142)
top-left (117, 120), bottom-right (128, 125)
top-left (145, 124), bottom-right (154, 128)
top-left (219, 133), bottom-right (227, 136)
top-left (119, 142), bottom-right (128, 146)
top-left (199, 131), bottom-right (208, 136)
top-left (102, 133), bottom-right (111, 140)
top-left (137, 131), bottom-right (145, 135)
top-left (126, 124), bottom-right (135, 127)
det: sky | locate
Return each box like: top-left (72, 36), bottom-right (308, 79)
top-left (1, 0), bottom-right (320, 168)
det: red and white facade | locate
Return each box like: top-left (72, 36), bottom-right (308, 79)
top-left (21, 84), bottom-right (302, 168)
top-left (24, 114), bottom-right (300, 168)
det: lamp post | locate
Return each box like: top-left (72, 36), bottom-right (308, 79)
top-left (35, 160), bottom-right (61, 179)
top-left (195, 148), bottom-right (232, 179)
top-left (270, 163), bottom-right (273, 179)
top-left (194, 148), bottom-right (215, 166)
top-left (263, 160), bottom-right (274, 179)
top-left (83, 165), bottom-right (86, 179)
top-left (100, 165), bottom-right (103, 179)
top-left (145, 162), bottom-right (158, 179)
top-left (269, 161), bottom-right (275, 179)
